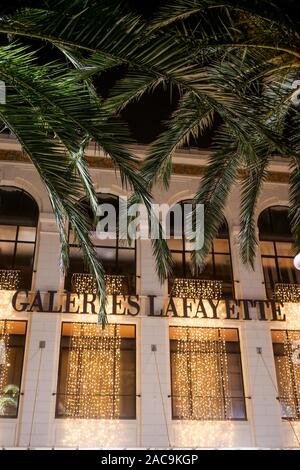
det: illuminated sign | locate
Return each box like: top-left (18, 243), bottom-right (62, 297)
top-left (6, 290), bottom-right (290, 321)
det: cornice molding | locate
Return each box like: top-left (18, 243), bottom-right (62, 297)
top-left (0, 148), bottom-right (289, 183)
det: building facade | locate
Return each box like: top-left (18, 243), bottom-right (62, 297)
top-left (0, 135), bottom-right (300, 449)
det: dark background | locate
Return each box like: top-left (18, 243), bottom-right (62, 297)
top-left (0, 1), bottom-right (298, 146)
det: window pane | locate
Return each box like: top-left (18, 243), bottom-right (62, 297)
top-left (97, 247), bottom-right (117, 273)
top-left (15, 243), bottom-right (35, 268)
top-left (119, 344), bottom-right (136, 419)
top-left (272, 330), bottom-right (300, 420)
top-left (170, 327), bottom-right (245, 420)
top-left (56, 323), bottom-right (136, 419)
top-left (262, 257), bottom-right (278, 290)
top-left (118, 249), bottom-right (135, 274)
top-left (0, 320), bottom-right (26, 418)
top-left (270, 207), bottom-right (292, 238)
top-left (118, 238), bottom-right (133, 249)
top-left (276, 242), bottom-right (293, 257)
top-left (214, 254), bottom-right (232, 282)
top-left (18, 227), bottom-right (36, 242)
top-left (184, 240), bottom-right (194, 252)
top-left (68, 248), bottom-right (85, 276)
top-left (172, 252), bottom-right (184, 278)
top-left (198, 254), bottom-right (214, 279)
top-left (14, 244), bottom-right (35, 289)
top-left (278, 257), bottom-right (298, 284)
top-left (0, 242), bottom-right (15, 268)
top-left (213, 239), bottom-right (229, 253)
top-left (91, 233), bottom-right (117, 248)
top-left (67, 193), bottom-right (136, 287)
top-left (0, 225), bottom-right (17, 241)
top-left (185, 252), bottom-right (198, 278)
top-left (260, 241), bottom-right (275, 256)
top-left (0, 188), bottom-right (38, 226)
top-left (68, 230), bottom-right (77, 245)
top-left (168, 238), bottom-right (183, 251)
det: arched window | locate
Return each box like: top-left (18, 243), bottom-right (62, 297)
top-left (0, 187), bottom-right (39, 290)
top-left (65, 194), bottom-right (136, 294)
top-left (258, 206), bottom-right (299, 298)
top-left (167, 200), bottom-right (234, 298)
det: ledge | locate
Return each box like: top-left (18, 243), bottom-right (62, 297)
top-left (0, 145), bottom-right (289, 183)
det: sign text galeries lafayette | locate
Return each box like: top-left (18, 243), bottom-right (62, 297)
top-left (6, 289), bottom-right (294, 321)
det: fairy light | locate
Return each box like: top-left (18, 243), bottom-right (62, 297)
top-left (0, 320), bottom-right (11, 404)
top-left (0, 270), bottom-right (20, 291)
top-left (275, 330), bottom-right (300, 419)
top-left (171, 279), bottom-right (222, 299)
top-left (172, 326), bottom-right (230, 420)
top-left (71, 273), bottom-right (128, 295)
top-left (274, 283), bottom-right (300, 303)
top-left (64, 323), bottom-right (121, 419)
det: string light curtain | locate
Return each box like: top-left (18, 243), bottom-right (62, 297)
top-left (274, 283), bottom-right (300, 303)
top-left (0, 270), bottom-right (20, 290)
top-left (171, 278), bottom-right (222, 299)
top-left (71, 273), bottom-right (129, 295)
top-left (272, 330), bottom-right (300, 419)
top-left (64, 323), bottom-right (121, 419)
top-left (171, 326), bottom-right (232, 420)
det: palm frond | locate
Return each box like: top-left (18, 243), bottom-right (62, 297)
top-left (143, 93), bottom-right (213, 188)
top-left (192, 131), bottom-right (240, 267)
top-left (239, 154), bottom-right (270, 267)
top-left (150, 0), bottom-right (297, 31)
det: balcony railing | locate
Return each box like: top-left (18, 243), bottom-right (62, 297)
top-left (277, 395), bottom-right (300, 420)
top-left (171, 278), bottom-right (223, 300)
top-left (274, 283), bottom-right (300, 303)
top-left (0, 269), bottom-right (21, 291)
top-left (71, 273), bottom-right (130, 295)
top-left (170, 394), bottom-right (246, 420)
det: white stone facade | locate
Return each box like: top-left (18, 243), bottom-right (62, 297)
top-left (0, 137), bottom-right (299, 449)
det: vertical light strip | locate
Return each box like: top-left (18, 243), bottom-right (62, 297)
top-left (0, 320), bottom-right (11, 399)
top-left (276, 331), bottom-right (300, 419)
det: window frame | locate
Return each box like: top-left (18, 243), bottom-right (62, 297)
top-left (167, 200), bottom-right (235, 298)
top-left (55, 322), bottom-right (137, 420)
top-left (272, 329), bottom-right (300, 421)
top-left (0, 187), bottom-right (38, 290)
top-left (169, 326), bottom-right (247, 421)
top-left (65, 193), bottom-right (137, 293)
top-left (0, 319), bottom-right (28, 419)
top-left (259, 206), bottom-right (298, 298)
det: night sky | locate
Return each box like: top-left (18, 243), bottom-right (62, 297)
top-left (0, 1), bottom-right (299, 145)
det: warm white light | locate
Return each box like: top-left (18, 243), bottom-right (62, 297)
top-left (294, 253), bottom-right (300, 270)
top-left (0, 321), bottom-right (11, 398)
top-left (64, 323), bottom-right (121, 419)
top-left (0, 338), bottom-right (6, 365)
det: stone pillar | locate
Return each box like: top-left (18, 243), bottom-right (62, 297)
top-left (137, 228), bottom-right (172, 447)
top-left (17, 313), bottom-right (61, 447)
top-left (17, 213), bottom-right (62, 447)
top-left (240, 322), bottom-right (283, 448)
top-left (230, 225), bottom-right (283, 447)
top-left (230, 225), bottom-right (266, 300)
top-left (33, 213), bottom-right (62, 292)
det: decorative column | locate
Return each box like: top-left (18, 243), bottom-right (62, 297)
top-left (17, 213), bottom-right (62, 447)
top-left (33, 213), bottom-right (62, 292)
top-left (137, 219), bottom-right (172, 447)
top-left (230, 226), bottom-right (266, 300)
top-left (230, 225), bottom-right (283, 448)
